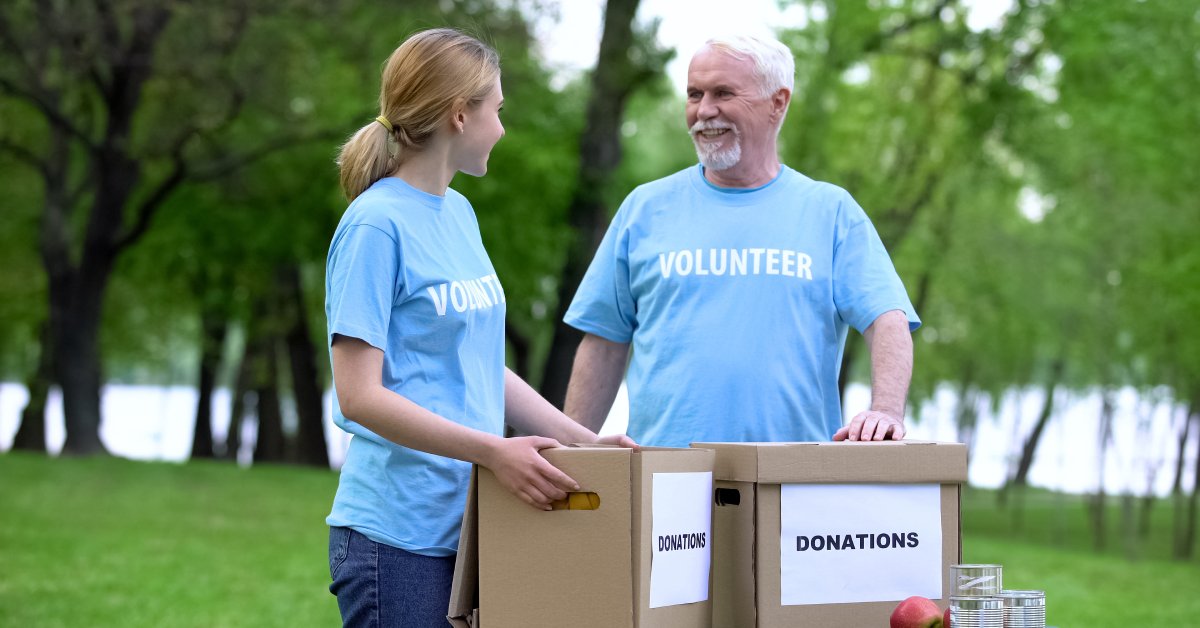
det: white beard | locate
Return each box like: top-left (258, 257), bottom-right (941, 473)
top-left (690, 122), bottom-right (742, 171)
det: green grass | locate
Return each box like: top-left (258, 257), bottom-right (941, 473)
top-left (0, 452), bottom-right (341, 627)
top-left (1, 453), bottom-right (1198, 627)
top-left (960, 487), bottom-right (1200, 627)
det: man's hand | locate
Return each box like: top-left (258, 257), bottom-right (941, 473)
top-left (594, 433), bottom-right (639, 449)
top-left (482, 436), bottom-right (579, 510)
top-left (834, 410), bottom-right (906, 441)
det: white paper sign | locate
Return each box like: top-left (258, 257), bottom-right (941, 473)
top-left (779, 483), bottom-right (942, 605)
top-left (649, 471), bottom-right (713, 608)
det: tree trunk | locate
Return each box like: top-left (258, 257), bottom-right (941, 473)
top-left (1009, 359), bottom-right (1066, 488)
top-left (1172, 400), bottom-right (1194, 495)
top-left (1089, 390), bottom-right (1115, 552)
top-left (1173, 397), bottom-right (1196, 559)
top-left (505, 321), bottom-right (532, 382)
top-left (191, 307), bottom-right (228, 460)
top-left (539, 0), bottom-right (655, 407)
top-left (953, 377), bottom-right (979, 468)
top-left (1182, 407), bottom-right (1200, 560)
top-left (279, 264), bottom-right (328, 468)
top-left (225, 345), bottom-right (250, 461)
top-left (51, 265), bottom-right (112, 456)
top-left (252, 341), bottom-right (285, 464)
top-left (12, 322), bottom-right (52, 452)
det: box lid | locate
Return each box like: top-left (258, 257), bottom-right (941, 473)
top-left (690, 440), bottom-right (968, 483)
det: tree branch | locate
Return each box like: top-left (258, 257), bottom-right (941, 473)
top-left (113, 154), bottom-right (187, 251)
top-left (0, 76), bottom-right (97, 149)
top-left (0, 136), bottom-right (47, 177)
top-left (864, 0), bottom-right (956, 53)
top-left (190, 128), bottom-right (344, 182)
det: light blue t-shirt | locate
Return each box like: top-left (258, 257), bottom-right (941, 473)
top-left (565, 165), bottom-right (919, 447)
top-left (325, 177), bottom-right (506, 556)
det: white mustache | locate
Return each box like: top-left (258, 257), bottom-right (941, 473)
top-left (690, 120), bottom-right (736, 134)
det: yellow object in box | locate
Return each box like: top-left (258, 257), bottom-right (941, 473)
top-left (550, 491), bottom-right (601, 510)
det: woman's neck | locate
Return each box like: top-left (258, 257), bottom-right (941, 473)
top-left (390, 139), bottom-right (454, 196)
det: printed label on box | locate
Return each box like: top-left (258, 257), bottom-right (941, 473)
top-left (779, 483), bottom-right (942, 605)
top-left (649, 471), bottom-right (713, 608)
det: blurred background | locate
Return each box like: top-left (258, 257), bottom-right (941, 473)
top-left (1, 0), bottom-right (1197, 625)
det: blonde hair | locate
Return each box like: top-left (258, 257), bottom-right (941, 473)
top-left (337, 29), bottom-right (500, 201)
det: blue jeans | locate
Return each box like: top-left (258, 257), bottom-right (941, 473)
top-left (328, 526), bottom-right (456, 627)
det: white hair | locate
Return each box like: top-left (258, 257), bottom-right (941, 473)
top-left (701, 34), bottom-right (795, 99)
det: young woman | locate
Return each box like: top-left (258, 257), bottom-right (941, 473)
top-left (325, 28), bottom-right (634, 626)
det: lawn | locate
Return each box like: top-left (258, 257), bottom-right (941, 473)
top-left (0, 453), bottom-right (341, 627)
top-left (1, 452), bottom-right (1197, 627)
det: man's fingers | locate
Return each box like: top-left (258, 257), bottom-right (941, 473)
top-left (863, 416), bottom-right (881, 440)
top-left (838, 413), bottom-right (906, 442)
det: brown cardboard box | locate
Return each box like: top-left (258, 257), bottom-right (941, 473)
top-left (691, 440), bottom-right (967, 628)
top-left (448, 446), bottom-right (717, 628)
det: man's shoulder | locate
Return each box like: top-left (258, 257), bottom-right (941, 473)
top-left (781, 166), bottom-right (851, 199)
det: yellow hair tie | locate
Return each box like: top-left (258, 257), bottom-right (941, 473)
top-left (375, 115), bottom-right (393, 133)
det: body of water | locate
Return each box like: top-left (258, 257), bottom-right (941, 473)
top-left (1, 382), bottom-right (1194, 498)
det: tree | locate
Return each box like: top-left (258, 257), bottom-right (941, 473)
top-left (0, 0), bottom-right (339, 455)
top-left (539, 0), bottom-right (671, 406)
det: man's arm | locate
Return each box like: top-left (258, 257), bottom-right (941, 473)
top-left (563, 333), bottom-right (630, 433)
top-left (833, 309), bottom-right (913, 441)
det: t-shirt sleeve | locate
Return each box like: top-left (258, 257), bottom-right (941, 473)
top-left (831, 193), bottom-right (921, 335)
top-left (563, 207), bottom-right (637, 343)
top-left (326, 224), bottom-right (400, 350)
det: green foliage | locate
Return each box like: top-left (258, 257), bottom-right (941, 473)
top-left (1, 0), bottom-right (1197, 424)
top-left (771, 0), bottom-right (1200, 415)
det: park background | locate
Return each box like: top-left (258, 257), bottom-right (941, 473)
top-left (1, 0), bottom-right (1197, 625)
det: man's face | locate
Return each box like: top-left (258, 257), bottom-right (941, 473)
top-left (685, 48), bottom-right (780, 172)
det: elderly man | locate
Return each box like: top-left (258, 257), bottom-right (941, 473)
top-left (561, 34), bottom-right (921, 447)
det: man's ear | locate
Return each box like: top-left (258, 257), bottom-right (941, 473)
top-left (770, 87), bottom-right (792, 123)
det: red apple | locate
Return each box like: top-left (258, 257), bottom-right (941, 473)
top-left (890, 596), bottom-right (943, 628)
top-left (944, 606), bottom-right (951, 628)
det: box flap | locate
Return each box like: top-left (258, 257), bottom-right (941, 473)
top-left (695, 441), bottom-right (967, 483)
top-left (758, 441), bottom-right (967, 483)
top-left (690, 442), bottom-right (762, 482)
top-left (447, 466), bottom-right (480, 628)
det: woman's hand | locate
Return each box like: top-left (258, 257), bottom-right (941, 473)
top-left (482, 436), bottom-right (579, 510)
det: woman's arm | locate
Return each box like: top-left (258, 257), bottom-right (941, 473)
top-left (332, 335), bottom-right (579, 509)
top-left (503, 368), bottom-right (637, 448)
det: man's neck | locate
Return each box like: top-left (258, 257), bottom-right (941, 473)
top-left (704, 156), bottom-right (782, 189)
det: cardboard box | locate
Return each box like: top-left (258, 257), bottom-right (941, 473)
top-left (449, 446), bottom-right (717, 628)
top-left (691, 440), bottom-right (967, 627)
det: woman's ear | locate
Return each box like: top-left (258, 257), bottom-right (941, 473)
top-left (451, 98), bottom-right (468, 134)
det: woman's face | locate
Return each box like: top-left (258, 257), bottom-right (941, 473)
top-left (454, 75), bottom-right (505, 177)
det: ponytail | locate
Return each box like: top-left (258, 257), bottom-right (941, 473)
top-left (337, 120), bottom-right (393, 201)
